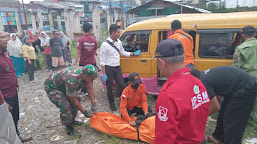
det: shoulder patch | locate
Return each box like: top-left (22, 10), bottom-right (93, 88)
top-left (233, 53), bottom-right (240, 63)
top-left (122, 95), bottom-right (126, 100)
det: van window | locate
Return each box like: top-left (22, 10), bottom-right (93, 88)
top-left (198, 33), bottom-right (241, 58)
top-left (120, 31), bottom-right (151, 52)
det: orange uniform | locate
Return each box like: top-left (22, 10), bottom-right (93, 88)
top-left (168, 29), bottom-right (194, 66)
top-left (120, 84), bottom-right (148, 122)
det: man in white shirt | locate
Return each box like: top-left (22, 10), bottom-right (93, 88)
top-left (100, 24), bottom-right (141, 111)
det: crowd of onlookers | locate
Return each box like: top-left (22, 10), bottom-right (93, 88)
top-left (5, 30), bottom-right (72, 83)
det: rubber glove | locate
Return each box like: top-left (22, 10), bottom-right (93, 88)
top-left (102, 74), bottom-right (108, 83)
top-left (134, 50), bottom-right (141, 56)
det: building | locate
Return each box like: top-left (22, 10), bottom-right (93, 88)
top-left (126, 0), bottom-right (210, 25)
top-left (224, 0), bottom-right (257, 8)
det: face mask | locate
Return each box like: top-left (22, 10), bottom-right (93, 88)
top-left (131, 84), bottom-right (139, 90)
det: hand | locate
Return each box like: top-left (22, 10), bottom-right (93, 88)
top-left (129, 121), bottom-right (136, 126)
top-left (6, 103), bottom-right (12, 111)
top-left (91, 103), bottom-right (97, 113)
top-left (83, 110), bottom-right (92, 118)
top-left (102, 74), bottom-right (108, 83)
top-left (134, 50), bottom-right (141, 56)
top-left (28, 60), bottom-right (31, 65)
top-left (144, 111), bottom-right (148, 116)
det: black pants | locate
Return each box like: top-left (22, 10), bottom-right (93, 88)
top-left (105, 66), bottom-right (125, 105)
top-left (212, 84), bottom-right (257, 144)
top-left (126, 106), bottom-right (152, 116)
top-left (34, 51), bottom-right (40, 69)
top-left (4, 91), bottom-right (20, 136)
top-left (45, 54), bottom-right (53, 70)
top-left (79, 64), bottom-right (97, 94)
top-left (27, 59), bottom-right (35, 81)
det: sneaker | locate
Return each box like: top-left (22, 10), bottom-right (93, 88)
top-left (73, 120), bottom-right (84, 126)
top-left (110, 103), bottom-right (116, 111)
top-left (17, 75), bottom-right (21, 78)
top-left (19, 136), bottom-right (32, 143)
top-left (22, 73), bottom-right (26, 76)
top-left (66, 125), bottom-right (81, 138)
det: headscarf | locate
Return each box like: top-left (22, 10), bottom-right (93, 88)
top-left (26, 30), bottom-right (35, 44)
top-left (7, 34), bottom-right (23, 57)
top-left (23, 35), bottom-right (31, 46)
top-left (40, 31), bottom-right (50, 46)
top-left (59, 31), bottom-right (69, 48)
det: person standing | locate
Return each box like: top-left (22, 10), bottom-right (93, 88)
top-left (32, 32), bottom-right (43, 70)
top-left (7, 34), bottom-right (26, 77)
top-left (100, 24), bottom-right (141, 111)
top-left (233, 25), bottom-right (257, 122)
top-left (153, 39), bottom-right (209, 143)
top-left (44, 65), bottom-right (98, 138)
top-left (168, 20), bottom-right (194, 69)
top-left (40, 31), bottom-right (53, 71)
top-left (74, 23), bottom-right (98, 95)
top-left (49, 31), bottom-right (64, 71)
top-left (59, 31), bottom-right (72, 66)
top-left (0, 31), bottom-right (32, 142)
top-left (22, 36), bottom-right (37, 83)
top-left (191, 66), bottom-right (257, 144)
top-left (26, 30), bottom-right (40, 70)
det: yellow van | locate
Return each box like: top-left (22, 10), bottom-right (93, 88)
top-left (103, 11), bottom-right (257, 95)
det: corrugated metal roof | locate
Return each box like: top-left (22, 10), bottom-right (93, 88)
top-left (127, 0), bottom-right (211, 13)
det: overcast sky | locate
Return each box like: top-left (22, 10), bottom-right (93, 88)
top-left (19, 0), bottom-right (43, 4)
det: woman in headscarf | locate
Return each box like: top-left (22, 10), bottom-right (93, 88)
top-left (7, 34), bottom-right (27, 77)
top-left (59, 31), bottom-right (72, 66)
top-left (22, 35), bottom-right (37, 83)
top-left (26, 30), bottom-right (41, 70)
top-left (40, 31), bottom-right (53, 71)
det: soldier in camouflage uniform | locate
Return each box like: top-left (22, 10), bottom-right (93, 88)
top-left (44, 65), bottom-right (98, 138)
top-left (233, 25), bottom-right (257, 123)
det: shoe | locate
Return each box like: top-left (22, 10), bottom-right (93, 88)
top-left (17, 75), bottom-right (21, 78)
top-left (22, 73), bottom-right (26, 76)
top-left (19, 136), bottom-right (32, 143)
top-left (73, 120), bottom-right (84, 126)
top-left (29, 80), bottom-right (37, 83)
top-left (110, 103), bottom-right (116, 111)
top-left (66, 125), bottom-right (81, 138)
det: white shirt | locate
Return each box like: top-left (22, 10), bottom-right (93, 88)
top-left (100, 37), bottom-right (131, 67)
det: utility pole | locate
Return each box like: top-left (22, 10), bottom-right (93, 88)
top-left (21, 0), bottom-right (28, 29)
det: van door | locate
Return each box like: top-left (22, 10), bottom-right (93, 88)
top-left (120, 30), bottom-right (152, 81)
top-left (195, 29), bottom-right (242, 70)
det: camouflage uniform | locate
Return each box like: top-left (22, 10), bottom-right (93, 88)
top-left (233, 37), bottom-right (257, 122)
top-left (44, 66), bottom-right (86, 126)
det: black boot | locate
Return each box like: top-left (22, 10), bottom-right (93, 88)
top-left (73, 120), bottom-right (84, 126)
top-left (66, 124), bottom-right (81, 138)
top-left (110, 103), bottom-right (116, 111)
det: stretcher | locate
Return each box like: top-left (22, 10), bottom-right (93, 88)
top-left (90, 112), bottom-right (155, 144)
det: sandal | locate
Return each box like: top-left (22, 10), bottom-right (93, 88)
top-left (205, 135), bottom-right (220, 144)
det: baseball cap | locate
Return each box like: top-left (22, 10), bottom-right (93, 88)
top-left (242, 25), bottom-right (256, 33)
top-left (52, 30), bottom-right (59, 34)
top-left (82, 65), bottom-right (98, 79)
top-left (128, 72), bottom-right (142, 84)
top-left (152, 39), bottom-right (184, 60)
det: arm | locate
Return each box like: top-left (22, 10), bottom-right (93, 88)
top-left (68, 96), bottom-right (85, 113)
top-left (208, 96), bottom-right (220, 116)
top-left (100, 43), bottom-right (107, 73)
top-left (120, 92), bottom-right (132, 122)
top-left (22, 45), bottom-right (29, 60)
top-left (85, 82), bottom-right (95, 104)
top-left (141, 86), bottom-right (148, 115)
top-left (232, 47), bottom-right (242, 68)
top-left (74, 50), bottom-right (81, 66)
top-left (119, 42), bottom-right (131, 57)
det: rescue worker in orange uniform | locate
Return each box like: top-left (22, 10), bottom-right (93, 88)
top-left (168, 20), bottom-right (194, 69)
top-left (120, 72), bottom-right (152, 126)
